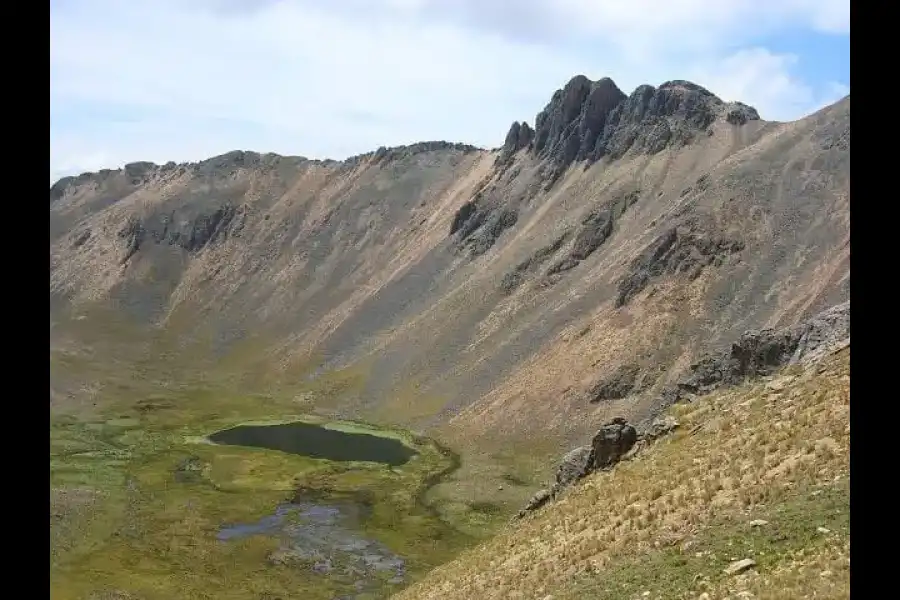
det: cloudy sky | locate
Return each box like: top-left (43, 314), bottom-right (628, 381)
top-left (49, 0), bottom-right (850, 184)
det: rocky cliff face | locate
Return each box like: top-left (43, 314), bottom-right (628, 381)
top-left (450, 75), bottom-right (762, 263)
top-left (49, 76), bottom-right (850, 449)
top-left (497, 76), bottom-right (760, 187)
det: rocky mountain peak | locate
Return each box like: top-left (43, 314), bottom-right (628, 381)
top-left (498, 75), bottom-right (761, 187)
top-left (498, 121), bottom-right (535, 163)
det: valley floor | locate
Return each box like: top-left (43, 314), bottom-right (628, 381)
top-left (49, 391), bottom-right (499, 600)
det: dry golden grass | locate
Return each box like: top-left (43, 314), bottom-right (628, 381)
top-left (702, 539), bottom-right (850, 600)
top-left (396, 347), bottom-right (850, 600)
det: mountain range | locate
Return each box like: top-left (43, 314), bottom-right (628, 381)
top-left (50, 75), bottom-right (850, 453)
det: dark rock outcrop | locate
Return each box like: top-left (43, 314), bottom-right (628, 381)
top-left (546, 207), bottom-right (613, 278)
top-left (371, 141), bottom-right (480, 164)
top-left (789, 301), bottom-right (851, 365)
top-left (504, 76), bottom-right (760, 190)
top-left (118, 217), bottom-right (145, 264)
top-left (466, 209), bottom-right (518, 258)
top-left (173, 455), bottom-right (207, 483)
top-left (50, 178), bottom-right (73, 203)
top-left (616, 225), bottom-right (744, 307)
top-left (179, 206), bottom-right (240, 252)
top-left (531, 76), bottom-right (626, 186)
top-left (587, 363), bottom-right (642, 403)
top-left (516, 418), bottom-right (639, 518)
top-left (194, 151), bottom-right (263, 177)
top-left (544, 190), bottom-right (641, 281)
top-left (547, 208), bottom-right (613, 282)
top-left (655, 301), bottom-right (850, 409)
top-left (724, 103), bottom-right (759, 126)
top-left (569, 207), bottom-right (615, 261)
top-left (117, 204), bottom-right (244, 263)
top-left (586, 417), bottom-right (638, 471)
top-left (498, 122), bottom-right (535, 164)
top-left (533, 75), bottom-right (596, 156)
top-left (598, 82), bottom-right (759, 162)
top-left (681, 331), bottom-right (800, 394)
top-left (533, 77), bottom-right (627, 166)
top-left (449, 196), bottom-right (520, 259)
top-left (449, 201), bottom-right (478, 236)
top-left (555, 445), bottom-right (592, 489)
top-left (499, 233), bottom-right (571, 294)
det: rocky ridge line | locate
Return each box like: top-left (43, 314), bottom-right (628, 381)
top-left (49, 143), bottom-right (482, 203)
top-left (449, 75), bottom-right (760, 259)
top-left (498, 76), bottom-right (760, 188)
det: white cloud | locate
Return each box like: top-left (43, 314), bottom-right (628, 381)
top-left (826, 81), bottom-right (851, 99)
top-left (49, 0), bottom-right (849, 184)
top-left (685, 48), bottom-right (849, 121)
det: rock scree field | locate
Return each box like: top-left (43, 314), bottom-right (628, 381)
top-left (50, 74), bottom-right (850, 599)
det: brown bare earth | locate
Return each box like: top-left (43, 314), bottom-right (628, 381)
top-left (50, 81), bottom-right (849, 447)
top-left (50, 76), bottom-right (850, 599)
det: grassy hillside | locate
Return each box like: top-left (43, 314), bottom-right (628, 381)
top-left (397, 347), bottom-right (850, 600)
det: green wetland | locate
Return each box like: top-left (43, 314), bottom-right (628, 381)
top-left (50, 391), bottom-right (482, 600)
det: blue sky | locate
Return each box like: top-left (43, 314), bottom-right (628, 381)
top-left (49, 0), bottom-right (850, 185)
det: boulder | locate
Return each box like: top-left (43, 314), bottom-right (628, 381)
top-left (587, 417), bottom-right (638, 471)
top-left (643, 415), bottom-right (679, 442)
top-left (555, 445), bottom-right (592, 488)
top-left (515, 418), bottom-right (640, 519)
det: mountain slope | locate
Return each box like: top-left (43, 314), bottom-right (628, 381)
top-left (396, 347), bottom-right (850, 600)
top-left (49, 76), bottom-right (850, 452)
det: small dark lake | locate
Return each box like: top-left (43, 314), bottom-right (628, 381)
top-left (207, 421), bottom-right (417, 466)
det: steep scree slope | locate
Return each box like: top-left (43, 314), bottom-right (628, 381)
top-left (49, 76), bottom-right (850, 448)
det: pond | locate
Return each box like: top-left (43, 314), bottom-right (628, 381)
top-left (216, 497), bottom-right (407, 596)
top-left (207, 421), bottom-right (418, 466)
